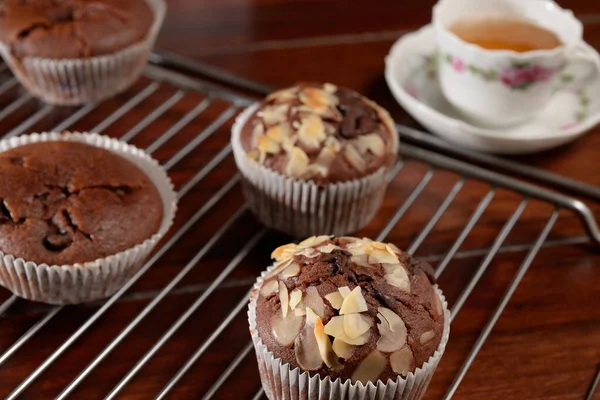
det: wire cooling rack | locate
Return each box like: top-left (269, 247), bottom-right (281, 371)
top-left (0, 55), bottom-right (598, 399)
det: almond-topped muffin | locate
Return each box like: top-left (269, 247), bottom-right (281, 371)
top-left (232, 83), bottom-right (399, 237)
top-left (248, 236), bottom-right (449, 400)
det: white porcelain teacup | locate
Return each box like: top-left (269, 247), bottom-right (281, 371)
top-left (433, 0), bottom-right (600, 127)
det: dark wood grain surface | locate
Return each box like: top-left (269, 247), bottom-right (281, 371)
top-left (0, 1), bottom-right (599, 399)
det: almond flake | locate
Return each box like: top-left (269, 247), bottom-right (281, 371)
top-left (285, 146), bottom-right (310, 178)
top-left (324, 123), bottom-right (337, 136)
top-left (323, 83), bottom-right (338, 93)
top-left (323, 316), bottom-right (370, 346)
top-left (315, 147), bottom-right (336, 170)
top-left (260, 280), bottom-right (279, 296)
top-left (390, 347), bottom-right (414, 376)
top-left (279, 282), bottom-right (289, 317)
top-left (257, 135), bottom-right (281, 155)
top-left (271, 309), bottom-right (303, 346)
top-left (305, 307), bottom-right (319, 325)
top-left (433, 290), bottom-right (443, 317)
top-left (252, 122), bottom-right (265, 141)
top-left (344, 314), bottom-right (372, 339)
top-left (279, 263), bottom-right (300, 279)
top-left (271, 244), bottom-right (298, 261)
top-left (368, 249), bottom-right (400, 265)
top-left (266, 257), bottom-right (294, 278)
top-left (247, 150), bottom-right (259, 161)
top-left (351, 350), bottom-right (387, 384)
top-left (317, 243), bottom-right (341, 253)
top-left (297, 115), bottom-right (326, 149)
top-left (386, 243), bottom-right (401, 254)
top-left (324, 136), bottom-right (341, 152)
top-left (338, 286), bottom-right (351, 298)
top-left (266, 123), bottom-right (291, 143)
top-left (281, 136), bottom-right (298, 153)
top-left (304, 287), bottom-right (325, 318)
top-left (376, 307), bottom-right (407, 353)
top-left (344, 144), bottom-right (366, 172)
top-left (332, 338), bottom-right (354, 359)
top-left (294, 308), bottom-right (306, 316)
top-left (300, 87), bottom-right (338, 109)
top-left (324, 291), bottom-right (344, 310)
top-left (339, 286), bottom-right (368, 315)
top-left (299, 235), bottom-right (330, 248)
top-left (260, 104), bottom-right (289, 126)
top-left (314, 317), bottom-right (342, 370)
top-left (351, 254), bottom-right (372, 269)
top-left (295, 322), bottom-right (322, 371)
top-left (296, 247), bottom-right (320, 258)
top-left (383, 263), bottom-right (411, 292)
top-left (289, 289), bottom-right (303, 310)
top-left (266, 88), bottom-right (298, 102)
top-left (354, 133), bottom-right (385, 157)
top-left (297, 105), bottom-right (343, 122)
top-left (420, 330), bottom-right (435, 344)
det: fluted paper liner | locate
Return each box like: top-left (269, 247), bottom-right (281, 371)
top-left (248, 266), bottom-right (450, 400)
top-left (0, 0), bottom-right (166, 106)
top-left (0, 132), bottom-right (177, 304)
top-left (232, 104), bottom-right (398, 238)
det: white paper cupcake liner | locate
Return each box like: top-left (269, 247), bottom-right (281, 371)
top-left (232, 104), bottom-right (399, 238)
top-left (248, 266), bottom-right (450, 400)
top-left (0, 132), bottom-right (177, 304)
top-left (0, 0), bottom-right (166, 106)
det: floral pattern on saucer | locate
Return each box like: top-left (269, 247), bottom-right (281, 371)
top-left (441, 53), bottom-right (556, 90)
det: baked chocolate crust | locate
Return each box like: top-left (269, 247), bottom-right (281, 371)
top-left (0, 141), bottom-right (163, 265)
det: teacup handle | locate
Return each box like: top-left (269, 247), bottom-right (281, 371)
top-left (555, 42), bottom-right (600, 91)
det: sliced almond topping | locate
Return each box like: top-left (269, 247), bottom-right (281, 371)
top-left (266, 123), bottom-right (292, 143)
top-left (315, 317), bottom-right (343, 370)
top-left (390, 347), bottom-right (414, 376)
top-left (351, 254), bottom-right (372, 269)
top-left (376, 307), bottom-right (407, 353)
top-left (324, 123), bottom-right (337, 136)
top-left (266, 88), bottom-right (298, 102)
top-left (252, 122), bottom-right (265, 141)
top-left (354, 133), bottom-right (386, 157)
top-left (279, 282), bottom-right (289, 317)
top-left (324, 316), bottom-right (370, 345)
top-left (344, 144), bottom-right (366, 173)
top-left (304, 287), bottom-right (325, 318)
top-left (297, 115), bottom-right (326, 149)
top-left (323, 83), bottom-right (338, 93)
top-left (317, 243), bottom-right (341, 254)
top-left (338, 286), bottom-right (351, 299)
top-left (386, 242), bottom-right (401, 254)
top-left (332, 338), bottom-right (354, 359)
top-left (339, 286), bottom-right (368, 315)
top-left (257, 135), bottom-right (281, 155)
top-left (420, 330), bottom-right (435, 344)
top-left (296, 247), bottom-right (320, 258)
top-left (266, 257), bottom-right (294, 279)
top-left (315, 147), bottom-right (336, 170)
top-left (294, 308), bottom-right (306, 316)
top-left (371, 242), bottom-right (387, 250)
top-left (433, 290), bottom-right (443, 317)
top-left (289, 289), bottom-right (303, 310)
top-left (368, 249), bottom-right (400, 265)
top-left (279, 263), bottom-right (301, 279)
top-left (260, 280), bottom-right (279, 296)
top-left (281, 136), bottom-right (298, 153)
top-left (346, 242), bottom-right (368, 257)
top-left (260, 104), bottom-right (289, 126)
top-left (383, 263), bottom-right (411, 293)
top-left (344, 314), bottom-right (372, 339)
top-left (324, 136), bottom-right (341, 152)
top-left (247, 150), bottom-right (259, 161)
top-left (295, 322), bottom-right (323, 371)
top-left (299, 87), bottom-right (338, 109)
top-left (351, 350), bottom-right (387, 384)
top-left (271, 309), bottom-right (303, 346)
top-left (299, 235), bottom-right (330, 248)
top-left (271, 243), bottom-right (298, 261)
top-left (324, 291), bottom-right (344, 310)
top-left (285, 146), bottom-right (310, 178)
top-left (305, 307), bottom-right (319, 325)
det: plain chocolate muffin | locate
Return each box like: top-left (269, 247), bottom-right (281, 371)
top-left (0, 0), bottom-right (154, 59)
top-left (0, 141), bottom-right (163, 265)
top-left (240, 82), bottom-right (398, 184)
top-left (253, 236), bottom-right (445, 384)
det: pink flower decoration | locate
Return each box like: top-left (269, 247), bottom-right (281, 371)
top-left (451, 56), bottom-right (466, 73)
top-left (500, 65), bottom-right (555, 88)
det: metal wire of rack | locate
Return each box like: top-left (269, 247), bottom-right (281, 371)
top-left (0, 55), bottom-right (597, 399)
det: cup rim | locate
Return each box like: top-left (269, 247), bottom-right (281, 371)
top-left (432, 0), bottom-right (583, 59)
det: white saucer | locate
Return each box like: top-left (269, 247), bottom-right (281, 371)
top-left (385, 24), bottom-right (600, 154)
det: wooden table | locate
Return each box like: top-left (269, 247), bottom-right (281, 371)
top-left (0, 1), bottom-right (599, 399)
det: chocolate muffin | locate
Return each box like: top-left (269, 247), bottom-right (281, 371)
top-left (249, 236), bottom-right (449, 399)
top-left (0, 0), bottom-right (166, 105)
top-left (0, 141), bottom-right (163, 265)
top-left (232, 83), bottom-right (399, 237)
top-left (0, 0), bottom-right (154, 59)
